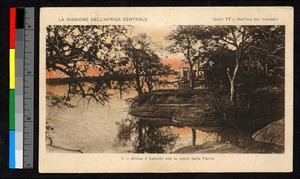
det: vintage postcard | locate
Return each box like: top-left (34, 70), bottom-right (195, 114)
top-left (39, 7), bottom-right (293, 173)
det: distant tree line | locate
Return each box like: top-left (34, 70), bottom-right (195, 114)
top-left (46, 25), bottom-right (170, 107)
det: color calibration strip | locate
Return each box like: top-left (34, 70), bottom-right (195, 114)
top-left (9, 7), bottom-right (34, 169)
top-left (9, 7), bottom-right (17, 169)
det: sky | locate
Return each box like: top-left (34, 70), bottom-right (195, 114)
top-left (132, 26), bottom-right (171, 45)
top-left (132, 25), bottom-right (185, 68)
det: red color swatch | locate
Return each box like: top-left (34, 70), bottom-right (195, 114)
top-left (10, 8), bottom-right (16, 49)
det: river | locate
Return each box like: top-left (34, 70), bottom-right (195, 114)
top-left (46, 84), bottom-right (217, 153)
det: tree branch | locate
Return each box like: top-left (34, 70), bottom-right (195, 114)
top-left (255, 26), bottom-right (284, 42)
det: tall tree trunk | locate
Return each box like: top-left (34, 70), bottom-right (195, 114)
top-left (189, 63), bottom-right (195, 90)
top-left (229, 80), bottom-right (235, 103)
top-left (135, 68), bottom-right (143, 99)
top-left (190, 71), bottom-right (195, 90)
top-left (227, 68), bottom-right (237, 105)
top-left (192, 128), bottom-right (196, 146)
top-left (265, 61), bottom-right (268, 81)
top-left (227, 48), bottom-right (240, 105)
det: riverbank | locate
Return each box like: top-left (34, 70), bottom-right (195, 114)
top-left (130, 88), bottom-right (284, 154)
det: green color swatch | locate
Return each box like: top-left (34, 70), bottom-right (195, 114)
top-left (9, 89), bottom-right (15, 130)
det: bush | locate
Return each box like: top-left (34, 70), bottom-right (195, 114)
top-left (209, 87), bottom-right (284, 146)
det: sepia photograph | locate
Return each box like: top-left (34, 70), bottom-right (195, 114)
top-left (39, 7), bottom-right (293, 172)
top-left (45, 24), bottom-right (285, 154)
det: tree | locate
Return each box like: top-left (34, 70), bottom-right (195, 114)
top-left (206, 25), bottom-right (285, 105)
top-left (242, 26), bottom-right (285, 86)
top-left (202, 46), bottom-right (235, 90)
top-left (46, 25), bottom-right (128, 106)
top-left (206, 26), bottom-right (256, 104)
top-left (166, 26), bottom-right (209, 90)
top-left (120, 32), bottom-right (170, 101)
top-left (143, 54), bottom-right (171, 92)
top-left (47, 26), bottom-right (170, 108)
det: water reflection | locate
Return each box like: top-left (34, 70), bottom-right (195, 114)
top-left (115, 117), bottom-right (179, 153)
top-left (115, 117), bottom-right (218, 153)
top-left (47, 84), bottom-right (218, 153)
top-left (140, 125), bottom-right (178, 153)
top-left (115, 117), bottom-right (137, 147)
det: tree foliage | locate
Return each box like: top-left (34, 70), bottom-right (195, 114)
top-left (202, 25), bottom-right (285, 141)
top-left (166, 26), bottom-right (211, 89)
top-left (46, 25), bottom-right (130, 106)
top-left (46, 26), bottom-right (170, 107)
top-left (122, 32), bottom-right (171, 100)
top-left (202, 25), bottom-right (285, 103)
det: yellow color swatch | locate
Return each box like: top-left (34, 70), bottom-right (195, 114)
top-left (9, 49), bottom-right (15, 89)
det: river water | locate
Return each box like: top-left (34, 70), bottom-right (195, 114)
top-left (46, 84), bottom-right (217, 153)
